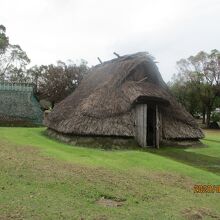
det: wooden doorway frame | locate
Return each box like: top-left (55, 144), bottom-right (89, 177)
top-left (135, 103), bottom-right (160, 148)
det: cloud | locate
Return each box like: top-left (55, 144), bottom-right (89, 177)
top-left (0, 0), bottom-right (220, 81)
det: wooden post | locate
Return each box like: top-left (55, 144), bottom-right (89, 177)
top-left (113, 52), bottom-right (120, 58)
top-left (135, 104), bottom-right (147, 147)
top-left (97, 57), bottom-right (102, 64)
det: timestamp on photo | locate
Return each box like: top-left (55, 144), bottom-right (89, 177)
top-left (194, 185), bottom-right (220, 193)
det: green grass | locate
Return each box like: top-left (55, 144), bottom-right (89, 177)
top-left (186, 130), bottom-right (220, 158)
top-left (0, 127), bottom-right (220, 219)
top-left (147, 130), bottom-right (220, 175)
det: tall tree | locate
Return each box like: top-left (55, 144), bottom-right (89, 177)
top-left (0, 25), bottom-right (9, 54)
top-left (171, 50), bottom-right (220, 127)
top-left (28, 60), bottom-right (89, 105)
top-left (0, 25), bottom-right (30, 81)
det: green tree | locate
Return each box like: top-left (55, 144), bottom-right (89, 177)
top-left (0, 25), bottom-right (30, 81)
top-left (28, 60), bottom-right (89, 105)
top-left (169, 80), bottom-right (202, 116)
top-left (0, 25), bottom-right (9, 54)
top-left (171, 49), bottom-right (220, 127)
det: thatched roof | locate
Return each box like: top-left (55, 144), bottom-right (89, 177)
top-left (45, 52), bottom-right (204, 139)
top-left (0, 82), bottom-right (43, 125)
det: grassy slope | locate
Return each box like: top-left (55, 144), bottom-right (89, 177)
top-left (186, 130), bottom-right (220, 158)
top-left (0, 127), bottom-right (220, 219)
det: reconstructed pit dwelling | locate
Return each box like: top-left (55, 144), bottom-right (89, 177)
top-left (0, 82), bottom-right (43, 126)
top-left (45, 52), bottom-right (204, 148)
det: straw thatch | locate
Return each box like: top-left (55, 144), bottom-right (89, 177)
top-left (0, 83), bottom-right (43, 125)
top-left (45, 52), bottom-right (204, 143)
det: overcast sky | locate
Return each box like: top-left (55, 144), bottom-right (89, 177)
top-left (1, 0), bottom-right (220, 81)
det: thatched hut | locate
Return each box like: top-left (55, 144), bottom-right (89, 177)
top-left (45, 52), bottom-right (204, 148)
top-left (0, 82), bottom-right (43, 126)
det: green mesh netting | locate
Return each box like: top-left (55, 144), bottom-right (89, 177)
top-left (0, 83), bottom-right (43, 125)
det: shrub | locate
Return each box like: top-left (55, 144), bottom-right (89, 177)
top-left (211, 112), bottom-right (220, 122)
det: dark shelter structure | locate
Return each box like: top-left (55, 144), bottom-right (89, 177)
top-left (45, 52), bottom-right (204, 148)
top-left (0, 82), bottom-right (43, 126)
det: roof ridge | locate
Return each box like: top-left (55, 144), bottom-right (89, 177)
top-left (93, 51), bottom-right (152, 69)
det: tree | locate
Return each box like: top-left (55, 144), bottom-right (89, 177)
top-left (171, 50), bottom-right (220, 127)
top-left (169, 80), bottom-right (202, 116)
top-left (0, 24), bottom-right (30, 81)
top-left (0, 24), bottom-right (89, 105)
top-left (27, 65), bottom-right (46, 90)
top-left (28, 60), bottom-right (89, 105)
top-left (0, 25), bottom-right (9, 54)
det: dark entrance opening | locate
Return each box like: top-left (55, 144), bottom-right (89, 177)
top-left (147, 105), bottom-right (156, 146)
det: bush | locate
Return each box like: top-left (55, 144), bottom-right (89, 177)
top-left (211, 112), bottom-right (220, 122)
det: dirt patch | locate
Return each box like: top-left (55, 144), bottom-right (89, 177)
top-left (155, 172), bottom-right (194, 190)
top-left (135, 170), bottom-right (195, 191)
top-left (182, 207), bottom-right (220, 220)
top-left (0, 214), bottom-right (23, 220)
top-left (96, 196), bottom-right (125, 207)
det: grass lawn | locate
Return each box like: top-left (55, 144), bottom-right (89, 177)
top-left (0, 127), bottom-right (220, 219)
top-left (187, 130), bottom-right (220, 158)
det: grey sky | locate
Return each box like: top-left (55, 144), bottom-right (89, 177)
top-left (1, 0), bottom-right (220, 81)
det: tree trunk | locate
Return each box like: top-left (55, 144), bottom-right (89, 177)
top-left (202, 107), bottom-right (206, 124)
top-left (206, 107), bottom-right (211, 128)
